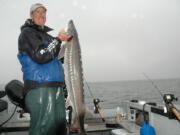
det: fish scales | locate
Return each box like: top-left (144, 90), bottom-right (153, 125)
top-left (63, 20), bottom-right (87, 134)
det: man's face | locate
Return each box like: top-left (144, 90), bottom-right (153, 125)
top-left (30, 7), bottom-right (46, 27)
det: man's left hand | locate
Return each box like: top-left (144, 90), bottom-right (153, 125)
top-left (58, 29), bottom-right (72, 42)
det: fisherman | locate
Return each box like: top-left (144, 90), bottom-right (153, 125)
top-left (17, 3), bottom-right (72, 135)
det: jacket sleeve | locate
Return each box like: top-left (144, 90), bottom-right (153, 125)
top-left (18, 28), bottom-right (62, 64)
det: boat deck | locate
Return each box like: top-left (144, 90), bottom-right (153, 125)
top-left (0, 120), bottom-right (141, 135)
top-left (0, 117), bottom-right (123, 135)
top-left (117, 120), bottom-right (140, 133)
top-left (70, 122), bottom-right (113, 135)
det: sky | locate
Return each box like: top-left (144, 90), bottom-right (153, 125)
top-left (0, 0), bottom-right (179, 83)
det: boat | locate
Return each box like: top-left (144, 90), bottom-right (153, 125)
top-left (0, 80), bottom-right (180, 135)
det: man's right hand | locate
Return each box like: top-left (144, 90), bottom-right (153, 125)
top-left (58, 29), bottom-right (72, 41)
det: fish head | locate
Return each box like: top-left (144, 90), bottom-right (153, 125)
top-left (65, 20), bottom-right (77, 38)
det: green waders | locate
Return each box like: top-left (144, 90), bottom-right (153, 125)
top-left (25, 87), bottom-right (66, 135)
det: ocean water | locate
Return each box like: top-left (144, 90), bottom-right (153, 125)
top-left (84, 78), bottom-right (180, 110)
top-left (1, 78), bottom-right (180, 116)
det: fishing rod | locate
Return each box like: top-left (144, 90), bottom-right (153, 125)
top-left (84, 78), bottom-right (94, 99)
top-left (142, 72), bottom-right (164, 98)
top-left (142, 73), bottom-right (180, 122)
top-left (84, 77), bottom-right (106, 122)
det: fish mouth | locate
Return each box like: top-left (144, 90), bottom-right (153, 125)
top-left (65, 20), bottom-right (76, 36)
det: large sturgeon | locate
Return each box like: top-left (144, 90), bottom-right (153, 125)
top-left (62, 20), bottom-right (87, 135)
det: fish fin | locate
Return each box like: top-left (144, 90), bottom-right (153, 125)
top-left (71, 106), bottom-right (93, 126)
top-left (84, 106), bottom-right (93, 119)
top-left (65, 96), bottom-right (74, 109)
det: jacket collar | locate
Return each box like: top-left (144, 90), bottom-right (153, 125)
top-left (21, 19), bottom-right (53, 32)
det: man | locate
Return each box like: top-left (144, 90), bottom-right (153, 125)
top-left (17, 3), bottom-right (71, 135)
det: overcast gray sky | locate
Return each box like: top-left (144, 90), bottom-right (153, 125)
top-left (0, 0), bottom-right (179, 83)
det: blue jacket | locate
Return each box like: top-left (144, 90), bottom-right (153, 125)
top-left (17, 52), bottom-right (64, 83)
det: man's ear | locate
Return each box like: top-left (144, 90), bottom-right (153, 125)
top-left (30, 13), bottom-right (33, 20)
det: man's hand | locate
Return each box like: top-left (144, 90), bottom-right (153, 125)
top-left (58, 29), bottom-right (72, 41)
